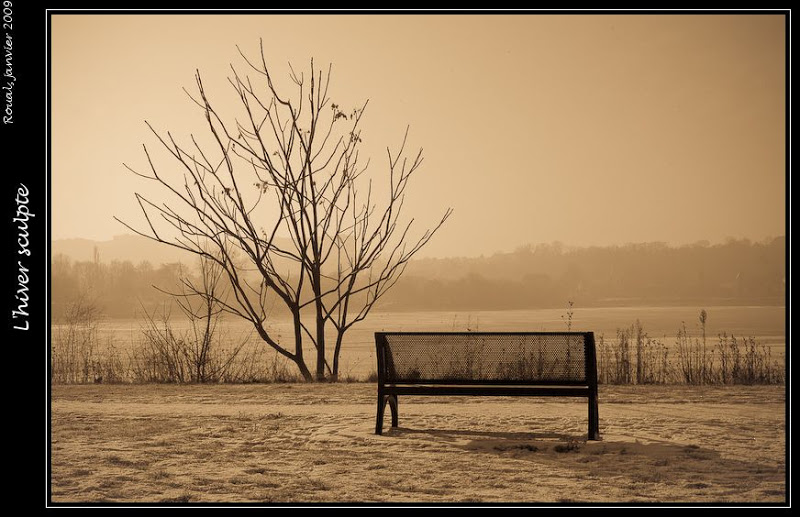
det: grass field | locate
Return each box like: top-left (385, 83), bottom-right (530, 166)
top-left (50, 383), bottom-right (786, 504)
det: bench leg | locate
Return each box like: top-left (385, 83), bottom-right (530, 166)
top-left (588, 391), bottom-right (600, 441)
top-left (375, 392), bottom-right (386, 435)
top-left (387, 394), bottom-right (398, 428)
top-left (375, 394), bottom-right (399, 435)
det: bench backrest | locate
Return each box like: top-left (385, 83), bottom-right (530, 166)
top-left (375, 332), bottom-right (597, 386)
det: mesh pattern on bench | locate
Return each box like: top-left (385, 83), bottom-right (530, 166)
top-left (381, 333), bottom-right (588, 384)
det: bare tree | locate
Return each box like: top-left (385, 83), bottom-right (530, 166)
top-left (117, 41), bottom-right (451, 381)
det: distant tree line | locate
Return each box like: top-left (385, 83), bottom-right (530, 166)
top-left (51, 254), bottom-right (186, 319)
top-left (379, 237), bottom-right (785, 310)
top-left (51, 237), bottom-right (784, 318)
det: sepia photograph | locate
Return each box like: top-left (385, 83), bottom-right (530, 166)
top-left (46, 10), bottom-right (788, 506)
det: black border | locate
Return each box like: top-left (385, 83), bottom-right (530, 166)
top-left (34, 7), bottom-right (791, 510)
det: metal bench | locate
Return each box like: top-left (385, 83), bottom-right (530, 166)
top-left (374, 331), bottom-right (600, 440)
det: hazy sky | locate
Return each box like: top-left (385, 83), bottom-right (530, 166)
top-left (51, 13), bottom-right (786, 258)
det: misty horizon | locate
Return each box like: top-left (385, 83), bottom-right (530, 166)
top-left (51, 234), bottom-right (785, 320)
top-left (50, 231), bottom-right (787, 262)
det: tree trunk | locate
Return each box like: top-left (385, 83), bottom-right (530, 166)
top-left (332, 331), bottom-right (345, 381)
top-left (315, 306), bottom-right (326, 381)
top-left (313, 271), bottom-right (326, 381)
top-left (295, 357), bottom-right (314, 382)
top-left (291, 307), bottom-right (313, 382)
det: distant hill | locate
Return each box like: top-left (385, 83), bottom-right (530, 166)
top-left (51, 234), bottom-right (786, 316)
top-left (51, 233), bottom-right (300, 269)
top-left (52, 234), bottom-right (196, 266)
top-left (379, 237), bottom-right (786, 310)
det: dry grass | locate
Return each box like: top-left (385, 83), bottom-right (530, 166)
top-left (596, 314), bottom-right (783, 386)
top-left (52, 307), bottom-right (784, 386)
top-left (50, 383), bottom-right (786, 504)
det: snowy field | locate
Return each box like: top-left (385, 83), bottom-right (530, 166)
top-left (50, 383), bottom-right (786, 504)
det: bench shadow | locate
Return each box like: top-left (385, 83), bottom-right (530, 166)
top-left (387, 426), bottom-right (577, 442)
top-left (381, 426), bottom-right (724, 464)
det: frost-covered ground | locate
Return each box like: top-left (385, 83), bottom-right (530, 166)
top-left (50, 384), bottom-right (786, 504)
